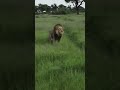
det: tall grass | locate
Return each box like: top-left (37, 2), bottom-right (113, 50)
top-left (35, 13), bottom-right (85, 90)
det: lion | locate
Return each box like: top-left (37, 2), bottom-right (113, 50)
top-left (49, 24), bottom-right (64, 43)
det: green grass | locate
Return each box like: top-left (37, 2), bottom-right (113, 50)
top-left (35, 13), bottom-right (85, 90)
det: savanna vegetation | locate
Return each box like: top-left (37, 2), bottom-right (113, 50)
top-left (35, 13), bottom-right (85, 90)
top-left (35, 0), bottom-right (85, 15)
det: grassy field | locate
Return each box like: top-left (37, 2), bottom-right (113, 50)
top-left (35, 13), bottom-right (85, 90)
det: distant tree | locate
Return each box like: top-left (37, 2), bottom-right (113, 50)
top-left (65, 0), bottom-right (85, 14)
top-left (38, 4), bottom-right (48, 12)
top-left (67, 5), bottom-right (72, 12)
top-left (35, 5), bottom-right (42, 15)
top-left (37, 4), bottom-right (52, 14)
top-left (67, 5), bottom-right (72, 10)
top-left (51, 4), bottom-right (58, 12)
top-left (47, 6), bottom-right (51, 13)
top-left (58, 4), bottom-right (66, 9)
top-left (57, 4), bottom-right (68, 15)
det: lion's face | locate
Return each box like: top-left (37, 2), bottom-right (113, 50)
top-left (55, 26), bottom-right (64, 36)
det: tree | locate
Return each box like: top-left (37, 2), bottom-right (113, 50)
top-left (38, 4), bottom-right (48, 12)
top-left (57, 4), bottom-right (68, 15)
top-left (51, 4), bottom-right (58, 12)
top-left (68, 5), bottom-right (72, 10)
top-left (35, 5), bottom-right (42, 15)
top-left (58, 4), bottom-right (66, 9)
top-left (65, 0), bottom-right (85, 14)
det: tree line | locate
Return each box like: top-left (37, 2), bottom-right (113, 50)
top-left (35, 0), bottom-right (85, 15)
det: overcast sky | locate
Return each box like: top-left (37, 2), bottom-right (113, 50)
top-left (35, 0), bottom-right (85, 8)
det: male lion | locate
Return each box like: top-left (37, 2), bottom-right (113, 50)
top-left (49, 24), bottom-right (64, 43)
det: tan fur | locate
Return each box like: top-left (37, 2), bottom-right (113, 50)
top-left (53, 24), bottom-right (64, 35)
